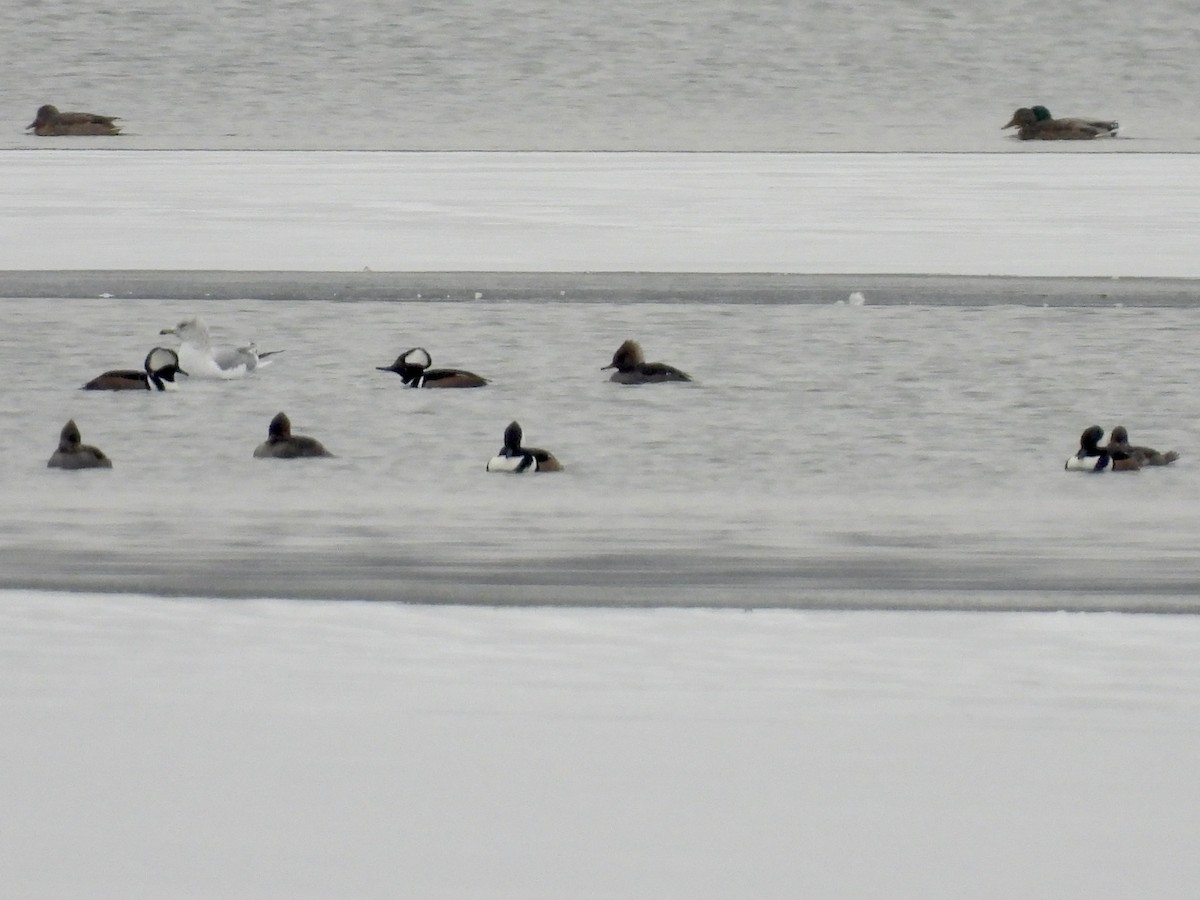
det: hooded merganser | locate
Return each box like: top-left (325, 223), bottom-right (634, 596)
top-left (47, 420), bottom-right (112, 469)
top-left (253, 412), bottom-right (334, 459)
top-left (1107, 425), bottom-right (1179, 466)
top-left (602, 340), bottom-right (691, 384)
top-left (1065, 425), bottom-right (1139, 472)
top-left (487, 421), bottom-right (563, 473)
top-left (376, 347), bottom-right (487, 387)
top-left (83, 347), bottom-right (188, 391)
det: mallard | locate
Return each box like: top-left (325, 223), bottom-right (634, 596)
top-left (1002, 105), bottom-right (1118, 140)
top-left (27, 104), bottom-right (121, 136)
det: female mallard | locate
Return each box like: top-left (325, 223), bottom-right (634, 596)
top-left (1002, 106), bottom-right (1118, 140)
top-left (27, 104), bottom-right (121, 136)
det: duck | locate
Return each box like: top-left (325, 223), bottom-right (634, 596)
top-left (376, 347), bottom-right (487, 387)
top-left (159, 317), bottom-right (282, 379)
top-left (253, 412), bottom-right (334, 459)
top-left (1065, 425), bottom-right (1140, 472)
top-left (1002, 106), bottom-right (1119, 140)
top-left (1107, 425), bottom-right (1179, 466)
top-left (602, 340), bottom-right (692, 384)
top-left (47, 420), bottom-right (112, 469)
top-left (82, 347), bottom-right (188, 391)
top-left (486, 421), bottom-right (563, 473)
top-left (27, 104), bottom-right (121, 136)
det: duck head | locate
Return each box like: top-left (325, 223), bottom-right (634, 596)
top-left (602, 340), bottom-right (645, 372)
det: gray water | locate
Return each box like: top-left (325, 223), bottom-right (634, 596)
top-left (5, 0), bottom-right (1200, 151)
top-left (5, 285), bottom-right (1200, 610)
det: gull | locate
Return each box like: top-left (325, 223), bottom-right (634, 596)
top-left (159, 317), bottom-right (282, 379)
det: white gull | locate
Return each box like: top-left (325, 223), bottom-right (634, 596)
top-left (159, 317), bottom-right (282, 379)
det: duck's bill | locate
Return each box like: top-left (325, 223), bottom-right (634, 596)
top-left (1001, 117), bottom-right (1018, 129)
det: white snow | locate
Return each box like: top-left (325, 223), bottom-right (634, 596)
top-left (2, 151), bottom-right (1198, 276)
top-left (3, 591), bottom-right (1200, 899)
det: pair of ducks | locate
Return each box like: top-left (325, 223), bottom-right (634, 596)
top-left (250, 414), bottom-right (564, 471)
top-left (49, 414), bottom-right (562, 473)
top-left (1066, 425), bottom-right (1179, 472)
top-left (377, 340), bottom-right (692, 388)
top-left (1002, 105), bottom-right (1119, 140)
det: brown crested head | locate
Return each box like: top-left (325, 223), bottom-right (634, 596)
top-left (268, 412), bottom-right (291, 439)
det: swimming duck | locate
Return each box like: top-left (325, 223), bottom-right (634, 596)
top-left (1002, 106), bottom-right (1119, 140)
top-left (253, 412), bottom-right (334, 459)
top-left (1107, 425), bottom-right (1179, 466)
top-left (83, 347), bottom-right (188, 391)
top-left (160, 317), bottom-right (282, 379)
top-left (27, 104), bottom-right (121, 136)
top-left (602, 340), bottom-right (692, 384)
top-left (376, 347), bottom-right (487, 387)
top-left (486, 421), bottom-right (563, 473)
top-left (1065, 425), bottom-right (1139, 472)
top-left (47, 420), bottom-right (112, 469)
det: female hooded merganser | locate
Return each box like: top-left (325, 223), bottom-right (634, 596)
top-left (376, 347), bottom-right (487, 388)
top-left (27, 104), bottom-right (121, 136)
top-left (159, 317), bottom-right (282, 379)
top-left (487, 421), bottom-right (563, 473)
top-left (47, 420), bottom-right (112, 469)
top-left (253, 412), bottom-right (334, 459)
top-left (1002, 105), bottom-right (1118, 140)
top-left (602, 340), bottom-right (692, 384)
top-left (1065, 425), bottom-right (1140, 472)
top-left (83, 347), bottom-right (188, 391)
top-left (1107, 425), bottom-right (1179, 466)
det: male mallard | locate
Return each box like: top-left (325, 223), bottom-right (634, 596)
top-left (1002, 105), bottom-right (1118, 140)
top-left (26, 104), bottom-right (121, 136)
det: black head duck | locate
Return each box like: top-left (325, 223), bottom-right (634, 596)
top-left (83, 347), bottom-right (188, 391)
top-left (253, 412), bottom-right (334, 459)
top-left (1003, 105), bottom-right (1118, 140)
top-left (487, 421), bottom-right (563, 473)
top-left (1065, 425), bottom-right (1139, 472)
top-left (376, 347), bottom-right (487, 388)
top-left (48, 419), bottom-right (113, 469)
top-left (602, 340), bottom-right (692, 384)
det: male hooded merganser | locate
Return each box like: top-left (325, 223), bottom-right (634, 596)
top-left (47, 420), bottom-right (112, 469)
top-left (1065, 425), bottom-right (1139, 472)
top-left (27, 104), bottom-right (121, 136)
top-left (1002, 106), bottom-right (1119, 140)
top-left (159, 317), bottom-right (282, 379)
top-left (376, 347), bottom-right (487, 387)
top-left (253, 412), bottom-right (334, 459)
top-left (1107, 425), bottom-right (1179, 466)
top-left (602, 340), bottom-right (692, 384)
top-left (487, 421), bottom-right (563, 473)
top-left (83, 347), bottom-right (188, 391)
